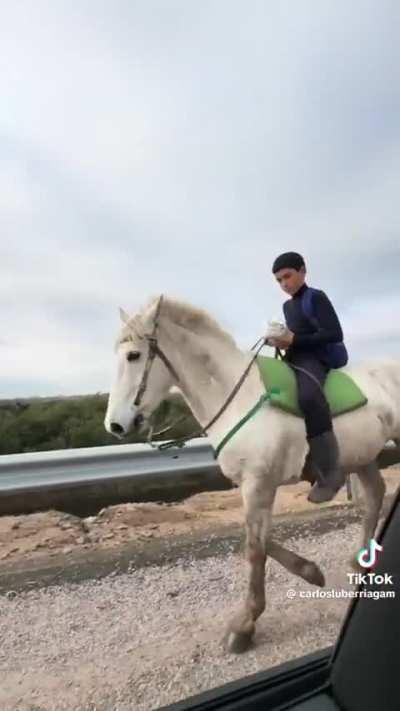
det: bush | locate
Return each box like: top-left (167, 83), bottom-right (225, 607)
top-left (0, 392), bottom-right (200, 455)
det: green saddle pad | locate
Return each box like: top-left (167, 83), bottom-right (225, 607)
top-left (256, 355), bottom-right (367, 417)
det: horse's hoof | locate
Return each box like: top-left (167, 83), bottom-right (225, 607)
top-left (302, 562), bottom-right (325, 587)
top-left (224, 630), bottom-right (254, 654)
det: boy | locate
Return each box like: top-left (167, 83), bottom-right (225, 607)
top-left (269, 251), bottom-right (346, 503)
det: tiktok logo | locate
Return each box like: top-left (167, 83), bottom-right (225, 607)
top-left (357, 538), bottom-right (383, 568)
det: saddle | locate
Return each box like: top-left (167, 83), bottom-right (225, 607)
top-left (256, 355), bottom-right (368, 484)
top-left (256, 355), bottom-right (367, 418)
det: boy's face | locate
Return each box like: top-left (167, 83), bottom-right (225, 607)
top-left (274, 266), bottom-right (305, 296)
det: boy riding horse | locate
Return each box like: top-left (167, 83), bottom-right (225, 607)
top-left (269, 251), bottom-right (347, 503)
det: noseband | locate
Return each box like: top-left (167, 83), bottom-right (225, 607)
top-left (133, 295), bottom-right (181, 408)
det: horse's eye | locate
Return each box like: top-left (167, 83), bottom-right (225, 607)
top-left (127, 351), bottom-right (140, 362)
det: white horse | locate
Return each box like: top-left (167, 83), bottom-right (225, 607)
top-left (104, 294), bottom-right (400, 653)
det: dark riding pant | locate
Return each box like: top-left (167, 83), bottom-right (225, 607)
top-left (284, 352), bottom-right (332, 438)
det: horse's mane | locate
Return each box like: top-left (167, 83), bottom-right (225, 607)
top-left (140, 295), bottom-right (238, 347)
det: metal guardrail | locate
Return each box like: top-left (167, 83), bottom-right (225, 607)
top-left (0, 440), bottom-right (231, 516)
top-left (0, 440), bottom-right (218, 494)
top-left (0, 439), bottom-right (399, 517)
top-left (1, 439), bottom-right (399, 492)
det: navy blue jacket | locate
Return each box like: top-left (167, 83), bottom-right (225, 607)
top-left (283, 283), bottom-right (343, 362)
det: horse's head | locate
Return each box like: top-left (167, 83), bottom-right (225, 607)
top-left (104, 297), bottom-right (175, 439)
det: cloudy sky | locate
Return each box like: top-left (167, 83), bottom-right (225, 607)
top-left (1, 0), bottom-right (400, 398)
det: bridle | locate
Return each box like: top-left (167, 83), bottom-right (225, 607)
top-left (133, 294), bottom-right (181, 408)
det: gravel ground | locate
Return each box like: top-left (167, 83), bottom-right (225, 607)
top-left (0, 517), bottom-right (371, 711)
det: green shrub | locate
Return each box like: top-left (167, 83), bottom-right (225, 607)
top-left (0, 392), bottom-right (200, 455)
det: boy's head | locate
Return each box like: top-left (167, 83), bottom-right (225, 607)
top-left (272, 251), bottom-right (306, 296)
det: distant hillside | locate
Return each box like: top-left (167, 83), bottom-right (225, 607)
top-left (0, 391), bottom-right (199, 455)
top-left (0, 393), bottom-right (108, 406)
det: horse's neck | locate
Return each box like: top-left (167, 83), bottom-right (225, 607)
top-left (160, 321), bottom-right (261, 430)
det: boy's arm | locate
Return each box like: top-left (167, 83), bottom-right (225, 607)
top-left (291, 291), bottom-right (343, 348)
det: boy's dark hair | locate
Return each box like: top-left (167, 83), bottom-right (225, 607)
top-left (272, 252), bottom-right (305, 274)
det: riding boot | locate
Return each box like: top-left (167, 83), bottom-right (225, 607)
top-left (306, 429), bottom-right (345, 504)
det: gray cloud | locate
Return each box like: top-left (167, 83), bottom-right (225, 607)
top-left (1, 0), bottom-right (399, 396)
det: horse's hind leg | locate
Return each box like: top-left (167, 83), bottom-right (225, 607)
top-left (223, 475), bottom-right (276, 654)
top-left (266, 540), bottom-right (325, 587)
top-left (349, 461), bottom-right (386, 571)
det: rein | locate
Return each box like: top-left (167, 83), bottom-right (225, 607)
top-left (132, 297), bottom-right (323, 455)
top-left (134, 295), bottom-right (269, 449)
top-left (156, 336), bottom-right (268, 451)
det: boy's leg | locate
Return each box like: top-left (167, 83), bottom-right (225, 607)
top-left (290, 354), bottom-right (345, 503)
top-left (294, 355), bottom-right (331, 437)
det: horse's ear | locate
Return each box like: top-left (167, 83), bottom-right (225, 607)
top-left (119, 307), bottom-right (130, 324)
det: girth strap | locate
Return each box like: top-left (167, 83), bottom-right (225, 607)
top-left (213, 387), bottom-right (280, 459)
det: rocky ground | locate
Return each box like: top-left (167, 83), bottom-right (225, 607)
top-left (0, 469), bottom-right (398, 710)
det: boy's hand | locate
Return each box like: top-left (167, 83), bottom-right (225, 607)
top-left (269, 331), bottom-right (294, 349)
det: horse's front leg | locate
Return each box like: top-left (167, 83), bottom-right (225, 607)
top-left (224, 475), bottom-right (276, 654)
top-left (348, 461), bottom-right (386, 573)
